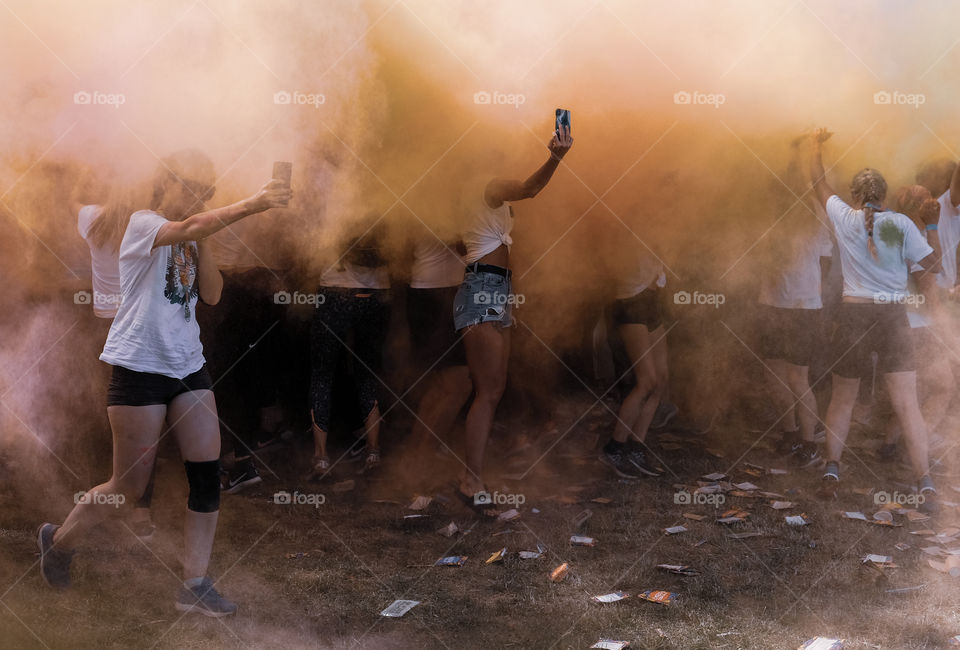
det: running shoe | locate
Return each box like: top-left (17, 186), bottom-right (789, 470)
top-left (174, 577), bottom-right (238, 618)
top-left (307, 456), bottom-right (331, 481)
top-left (362, 448), bottom-right (381, 473)
top-left (775, 430), bottom-right (801, 455)
top-left (224, 458), bottom-right (262, 494)
top-left (599, 445), bottom-right (643, 479)
top-left (822, 460), bottom-right (840, 481)
top-left (625, 443), bottom-right (663, 477)
top-left (37, 523), bottom-right (73, 588)
top-left (918, 476), bottom-right (938, 515)
top-left (790, 441), bottom-right (821, 468)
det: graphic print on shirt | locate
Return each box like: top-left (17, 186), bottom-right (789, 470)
top-left (164, 242), bottom-right (199, 320)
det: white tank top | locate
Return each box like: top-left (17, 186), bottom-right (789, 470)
top-left (463, 191), bottom-right (513, 264)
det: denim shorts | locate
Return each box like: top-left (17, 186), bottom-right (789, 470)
top-left (453, 270), bottom-right (514, 330)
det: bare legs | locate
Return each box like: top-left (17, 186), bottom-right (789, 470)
top-left (459, 323), bottom-right (510, 496)
top-left (54, 390), bottom-right (222, 580)
top-left (612, 324), bottom-right (666, 445)
top-left (764, 359), bottom-right (819, 442)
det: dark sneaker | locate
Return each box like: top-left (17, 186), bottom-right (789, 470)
top-left (775, 430), bottom-right (801, 455)
top-left (650, 402), bottom-right (679, 430)
top-left (625, 444), bottom-right (663, 477)
top-left (224, 458), bottom-right (262, 494)
top-left (790, 441), bottom-right (821, 468)
top-left (813, 425), bottom-right (826, 444)
top-left (307, 456), bottom-right (331, 482)
top-left (599, 446), bottom-right (643, 479)
top-left (37, 523), bottom-right (73, 588)
top-left (175, 577), bottom-right (238, 618)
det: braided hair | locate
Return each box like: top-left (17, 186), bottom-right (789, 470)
top-left (850, 168), bottom-right (887, 260)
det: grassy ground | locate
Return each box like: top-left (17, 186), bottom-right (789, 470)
top-left (3, 400), bottom-right (960, 650)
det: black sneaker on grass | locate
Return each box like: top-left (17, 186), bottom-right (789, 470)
top-left (224, 458), bottom-right (262, 494)
top-left (625, 443), bottom-right (663, 477)
top-left (175, 577), bottom-right (238, 618)
top-left (790, 441), bottom-right (821, 468)
top-left (37, 523), bottom-right (73, 588)
top-left (599, 444), bottom-right (643, 479)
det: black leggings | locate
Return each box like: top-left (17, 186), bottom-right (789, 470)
top-left (309, 287), bottom-right (390, 432)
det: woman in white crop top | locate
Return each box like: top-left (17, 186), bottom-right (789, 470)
top-left (451, 125), bottom-right (573, 512)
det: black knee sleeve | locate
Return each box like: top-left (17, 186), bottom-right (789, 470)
top-left (184, 460), bottom-right (221, 513)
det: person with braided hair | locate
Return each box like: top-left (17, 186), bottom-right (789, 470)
top-left (808, 128), bottom-right (941, 511)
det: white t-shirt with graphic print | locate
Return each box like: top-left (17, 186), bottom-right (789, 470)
top-left (826, 195), bottom-right (933, 302)
top-left (100, 210), bottom-right (205, 379)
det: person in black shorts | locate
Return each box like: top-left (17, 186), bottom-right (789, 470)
top-left (37, 149), bottom-right (291, 616)
top-left (808, 128), bottom-right (940, 510)
top-left (756, 141), bottom-right (832, 467)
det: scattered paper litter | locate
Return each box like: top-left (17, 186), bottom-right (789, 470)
top-left (408, 496), bottom-right (432, 511)
top-left (435, 556), bottom-right (467, 567)
top-left (437, 522), bottom-right (459, 538)
top-left (380, 600), bottom-right (420, 617)
top-left (657, 564), bottom-right (700, 576)
top-left (702, 472), bottom-right (726, 481)
top-left (518, 544), bottom-right (545, 560)
top-left (593, 591), bottom-right (629, 603)
top-left (550, 563), bottom-right (569, 582)
top-left (841, 511), bottom-right (867, 521)
top-left (498, 508), bottom-right (520, 522)
top-left (786, 514), bottom-right (810, 527)
top-left (570, 535), bottom-right (596, 546)
top-left (798, 638), bottom-right (844, 650)
top-left (734, 482), bottom-right (760, 491)
top-left (485, 547), bottom-right (507, 564)
top-left (683, 513), bottom-right (706, 521)
top-left (664, 525), bottom-right (688, 535)
top-left (637, 589), bottom-right (678, 605)
top-left (591, 641), bottom-right (629, 650)
top-left (771, 501), bottom-right (796, 510)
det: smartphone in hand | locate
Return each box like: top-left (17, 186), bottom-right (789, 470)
top-left (272, 161), bottom-right (292, 186)
top-left (555, 109), bottom-right (571, 138)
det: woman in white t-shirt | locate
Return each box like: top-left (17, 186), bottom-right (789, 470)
top-left (808, 129), bottom-right (939, 508)
top-left (39, 150), bottom-right (291, 616)
top-left (451, 125), bottom-right (573, 512)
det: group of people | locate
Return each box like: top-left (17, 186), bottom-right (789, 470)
top-left (34, 124), bottom-right (959, 617)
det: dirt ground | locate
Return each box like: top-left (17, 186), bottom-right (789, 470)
top-left (3, 399), bottom-right (960, 650)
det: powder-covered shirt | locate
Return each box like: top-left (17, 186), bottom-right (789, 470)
top-left (826, 195), bottom-right (933, 302)
top-left (100, 210), bottom-right (205, 378)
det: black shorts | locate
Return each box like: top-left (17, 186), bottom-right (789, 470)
top-left (830, 302), bottom-right (915, 379)
top-left (407, 286), bottom-right (466, 370)
top-left (107, 365), bottom-right (213, 407)
top-left (611, 287), bottom-right (662, 331)
top-left (756, 305), bottom-right (821, 367)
